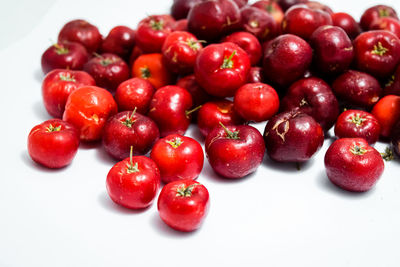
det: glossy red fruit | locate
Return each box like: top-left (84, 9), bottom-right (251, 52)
top-left (325, 138), bottom-right (384, 192)
top-left (234, 83), bottom-right (279, 122)
top-left (158, 180), bottom-right (209, 232)
top-left (371, 95), bottom-right (400, 138)
top-left (63, 86), bottom-right (118, 141)
top-left (42, 69), bottom-right (95, 118)
top-left (206, 124), bottom-right (265, 178)
top-left (354, 30), bottom-right (400, 79)
top-left (262, 34), bottom-right (312, 88)
top-left (171, 0), bottom-right (203, 19)
top-left (135, 15), bottom-right (175, 53)
top-left (277, 0), bottom-right (308, 11)
top-left (176, 75), bottom-right (211, 110)
top-left (83, 53), bottom-right (130, 92)
top-left (370, 17), bottom-right (400, 39)
top-left (251, 0), bottom-right (285, 25)
top-left (222, 32), bottom-right (262, 66)
top-left (280, 77), bottom-right (339, 131)
top-left (162, 31), bottom-right (203, 74)
top-left (101, 26), bottom-right (135, 60)
top-left (187, 0), bottom-right (241, 41)
top-left (106, 154), bottom-right (160, 209)
top-left (264, 109), bottom-right (324, 162)
top-left (197, 100), bottom-right (244, 137)
top-left (247, 67), bottom-right (265, 83)
top-left (240, 6), bottom-right (279, 42)
top-left (150, 134), bottom-right (204, 184)
top-left (27, 119), bottom-right (79, 168)
top-left (195, 42), bottom-right (250, 97)
top-left (58, 19), bottom-right (102, 53)
top-left (114, 78), bottom-right (155, 114)
top-left (383, 65), bottom-right (400, 96)
top-left (103, 110), bottom-right (160, 160)
top-left (332, 70), bottom-right (382, 109)
top-left (282, 4), bottom-right (332, 40)
top-left (331, 12), bottom-right (361, 39)
top-left (148, 85), bottom-right (193, 137)
top-left (309, 25), bottom-right (354, 76)
top-left (131, 53), bottom-right (173, 89)
top-left (41, 42), bottom-right (89, 74)
top-left (360, 5), bottom-right (398, 31)
top-left (334, 110), bottom-right (380, 145)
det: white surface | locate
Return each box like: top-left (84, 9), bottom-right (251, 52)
top-left (1, 0), bottom-right (400, 266)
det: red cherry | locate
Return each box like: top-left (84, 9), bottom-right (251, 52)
top-left (102, 110), bottom-right (160, 160)
top-left (205, 123), bottom-right (265, 179)
top-left (325, 138), bottom-right (384, 192)
top-left (58, 19), bottom-right (102, 53)
top-left (42, 69), bottom-right (95, 118)
top-left (101, 26), bottom-right (135, 60)
top-left (28, 119), bottom-right (79, 168)
top-left (150, 134), bottom-right (204, 184)
top-left (41, 42), bottom-right (89, 74)
top-left (106, 153), bottom-right (160, 209)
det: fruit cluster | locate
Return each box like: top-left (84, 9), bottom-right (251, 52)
top-left (28, 0), bottom-right (400, 232)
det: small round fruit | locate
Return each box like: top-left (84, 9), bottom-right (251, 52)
top-left (262, 34), bottom-right (312, 88)
top-left (309, 25), bottom-right (354, 76)
top-left (41, 42), bottom-right (89, 74)
top-left (195, 42), bottom-right (251, 97)
top-left (148, 85), bottom-right (193, 137)
top-left (205, 124), bottom-right (265, 178)
top-left (334, 110), bottom-right (381, 145)
top-left (234, 83), bottom-right (279, 122)
top-left (106, 154), bottom-right (160, 209)
top-left (280, 77), bottom-right (339, 131)
top-left (360, 5), bottom-right (398, 31)
top-left (58, 19), bottom-right (102, 53)
top-left (63, 86), bottom-right (118, 142)
top-left (83, 53), bottom-right (130, 92)
top-left (171, 0), bottom-right (203, 20)
top-left (370, 17), bottom-right (400, 39)
top-left (263, 109), bottom-right (324, 162)
top-left (331, 12), bottom-right (361, 39)
top-left (332, 70), bottom-right (382, 109)
top-left (114, 78), bottom-right (155, 114)
top-left (100, 26), bottom-right (135, 60)
top-left (42, 69), bottom-right (95, 118)
top-left (102, 110), bottom-right (160, 160)
top-left (354, 30), bottom-right (400, 79)
top-left (151, 134), bottom-right (204, 184)
top-left (27, 119), bottom-right (79, 168)
top-left (132, 53), bottom-right (173, 89)
top-left (157, 180), bottom-right (210, 232)
top-left (240, 6), bottom-right (279, 42)
top-left (371, 95), bottom-right (400, 138)
top-left (324, 138), bottom-right (384, 192)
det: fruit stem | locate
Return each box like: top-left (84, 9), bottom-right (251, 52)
top-left (127, 146), bottom-right (139, 173)
top-left (349, 144), bottom-right (367, 155)
top-left (349, 113), bottom-right (366, 127)
top-left (219, 122), bottom-right (240, 140)
top-left (166, 137), bottom-right (184, 148)
top-left (46, 124), bottom-right (62, 132)
top-left (176, 184), bottom-right (196, 197)
top-left (185, 105), bottom-right (202, 118)
top-left (149, 18), bottom-right (164, 30)
top-left (53, 43), bottom-right (69, 55)
top-left (140, 67), bottom-right (151, 78)
top-left (59, 73), bottom-right (76, 82)
top-left (371, 42), bottom-right (388, 56)
top-left (378, 8), bottom-right (390, 17)
top-left (220, 51), bottom-right (236, 69)
top-left (122, 107), bottom-right (137, 128)
top-left (381, 147), bottom-right (394, 161)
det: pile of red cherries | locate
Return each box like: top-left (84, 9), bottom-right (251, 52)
top-left (28, 0), bottom-right (400, 232)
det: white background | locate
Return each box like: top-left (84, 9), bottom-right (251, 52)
top-left (1, 0), bottom-right (400, 266)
